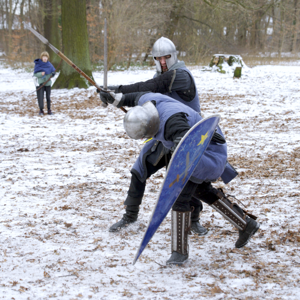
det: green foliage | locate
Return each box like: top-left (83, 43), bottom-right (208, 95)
top-left (209, 57), bottom-right (215, 68)
top-left (234, 67), bottom-right (242, 78)
top-left (202, 54), bottom-right (247, 76)
top-left (217, 66), bottom-right (226, 74)
top-left (228, 56), bottom-right (243, 67)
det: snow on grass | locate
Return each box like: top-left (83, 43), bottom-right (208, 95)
top-left (1, 63), bottom-right (300, 299)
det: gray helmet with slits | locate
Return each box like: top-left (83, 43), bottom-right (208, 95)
top-left (152, 37), bottom-right (178, 73)
top-left (123, 101), bottom-right (160, 140)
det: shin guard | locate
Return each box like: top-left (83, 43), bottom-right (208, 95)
top-left (211, 190), bottom-right (247, 231)
top-left (171, 210), bottom-right (191, 256)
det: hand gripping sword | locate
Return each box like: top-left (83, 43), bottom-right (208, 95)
top-left (25, 23), bottom-right (127, 113)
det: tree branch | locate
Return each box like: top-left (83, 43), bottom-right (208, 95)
top-left (180, 14), bottom-right (235, 47)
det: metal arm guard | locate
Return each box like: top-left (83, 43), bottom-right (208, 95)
top-left (121, 92), bottom-right (148, 107)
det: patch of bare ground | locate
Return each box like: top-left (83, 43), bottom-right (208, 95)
top-left (1, 80), bottom-right (300, 299)
top-left (229, 150), bottom-right (300, 181)
top-left (0, 90), bottom-right (103, 118)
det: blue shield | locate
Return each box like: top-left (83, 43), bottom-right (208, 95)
top-left (133, 115), bottom-right (220, 264)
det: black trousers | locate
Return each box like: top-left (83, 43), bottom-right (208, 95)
top-left (124, 156), bottom-right (166, 206)
top-left (36, 85), bottom-right (51, 110)
top-left (173, 181), bottom-right (219, 212)
top-left (124, 154), bottom-right (203, 216)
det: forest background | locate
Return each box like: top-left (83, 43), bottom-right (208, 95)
top-left (1, 0), bottom-right (300, 71)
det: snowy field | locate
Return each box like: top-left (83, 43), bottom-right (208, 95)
top-left (1, 62), bottom-right (300, 299)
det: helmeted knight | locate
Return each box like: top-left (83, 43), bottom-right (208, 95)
top-left (152, 37), bottom-right (178, 73)
top-left (122, 92), bottom-right (260, 265)
top-left (98, 36), bottom-right (238, 237)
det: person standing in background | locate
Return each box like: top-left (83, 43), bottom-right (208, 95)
top-left (34, 51), bottom-right (56, 116)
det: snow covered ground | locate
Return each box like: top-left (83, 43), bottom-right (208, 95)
top-left (1, 62), bottom-right (300, 299)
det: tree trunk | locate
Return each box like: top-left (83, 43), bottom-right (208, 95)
top-left (237, 19), bottom-right (247, 49)
top-left (1, 1), bottom-right (7, 54)
top-left (28, 0), bottom-right (32, 25)
top-left (165, 0), bottom-right (185, 38)
top-left (6, 0), bottom-right (20, 55)
top-left (263, 14), bottom-right (271, 54)
top-left (44, 0), bottom-right (61, 65)
top-left (250, 9), bottom-right (264, 52)
top-left (256, 11), bottom-right (264, 51)
top-left (20, 0), bottom-right (25, 30)
top-left (278, 1), bottom-right (286, 57)
top-left (53, 0), bottom-right (93, 89)
top-left (19, 0), bottom-right (25, 65)
top-left (292, 0), bottom-right (299, 53)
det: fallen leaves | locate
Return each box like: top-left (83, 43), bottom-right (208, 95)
top-left (18, 286), bottom-right (29, 293)
top-left (17, 148), bottom-right (29, 152)
top-left (64, 222), bottom-right (72, 228)
top-left (2, 68), bottom-right (300, 300)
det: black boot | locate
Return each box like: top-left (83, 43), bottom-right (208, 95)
top-left (166, 251), bottom-right (188, 265)
top-left (191, 221), bottom-right (208, 236)
top-left (191, 200), bottom-right (208, 236)
top-left (193, 183), bottom-right (259, 248)
top-left (235, 217), bottom-right (260, 248)
top-left (109, 205), bottom-right (139, 232)
top-left (166, 210), bottom-right (190, 265)
top-left (210, 189), bottom-right (260, 248)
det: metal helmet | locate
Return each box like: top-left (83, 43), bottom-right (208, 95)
top-left (123, 101), bottom-right (160, 140)
top-left (152, 37), bottom-right (178, 73)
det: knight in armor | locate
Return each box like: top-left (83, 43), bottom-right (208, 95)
top-left (118, 91), bottom-right (260, 265)
top-left (99, 37), bottom-right (207, 235)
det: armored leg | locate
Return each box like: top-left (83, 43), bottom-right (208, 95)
top-left (166, 210), bottom-right (191, 265)
top-left (193, 182), bottom-right (260, 248)
top-left (167, 181), bottom-right (197, 265)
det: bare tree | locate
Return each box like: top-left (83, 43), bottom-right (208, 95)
top-left (53, 0), bottom-right (93, 89)
top-left (292, 0), bottom-right (299, 53)
top-left (1, 0), bottom-right (300, 67)
top-left (5, 0), bottom-right (19, 55)
top-left (44, 0), bottom-right (61, 65)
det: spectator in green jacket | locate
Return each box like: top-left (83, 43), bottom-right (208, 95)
top-left (33, 51), bottom-right (55, 115)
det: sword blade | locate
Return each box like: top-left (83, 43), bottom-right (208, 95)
top-left (103, 18), bottom-right (108, 89)
top-left (24, 23), bottom-right (59, 54)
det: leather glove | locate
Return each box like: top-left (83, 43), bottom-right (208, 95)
top-left (211, 130), bottom-right (226, 144)
top-left (99, 91), bottom-right (125, 108)
top-left (170, 136), bottom-right (183, 154)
